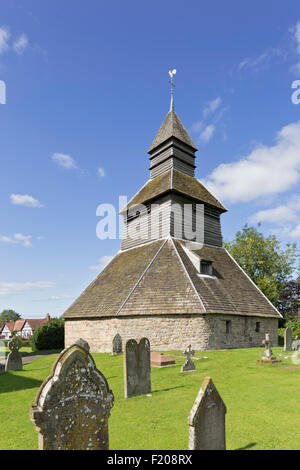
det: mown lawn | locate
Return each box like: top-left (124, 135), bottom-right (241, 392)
top-left (0, 347), bottom-right (300, 450)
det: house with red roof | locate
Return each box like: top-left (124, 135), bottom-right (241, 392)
top-left (0, 314), bottom-right (51, 340)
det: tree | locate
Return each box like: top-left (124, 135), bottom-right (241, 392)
top-left (31, 318), bottom-right (64, 351)
top-left (277, 279), bottom-right (300, 319)
top-left (0, 309), bottom-right (21, 327)
top-left (224, 224), bottom-right (299, 308)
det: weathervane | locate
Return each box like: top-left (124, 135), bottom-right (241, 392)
top-left (169, 68), bottom-right (176, 111)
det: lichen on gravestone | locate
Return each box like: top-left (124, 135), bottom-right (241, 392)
top-left (124, 337), bottom-right (151, 398)
top-left (188, 377), bottom-right (226, 450)
top-left (5, 336), bottom-right (22, 372)
top-left (30, 339), bottom-right (114, 450)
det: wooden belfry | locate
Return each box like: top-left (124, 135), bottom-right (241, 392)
top-left (63, 72), bottom-right (281, 353)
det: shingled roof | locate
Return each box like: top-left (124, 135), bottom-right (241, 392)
top-left (63, 238), bottom-right (280, 320)
top-left (148, 110), bottom-right (198, 153)
top-left (120, 169), bottom-right (227, 213)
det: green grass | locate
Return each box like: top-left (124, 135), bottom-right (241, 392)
top-left (1, 347), bottom-right (300, 450)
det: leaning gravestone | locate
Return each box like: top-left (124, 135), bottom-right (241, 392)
top-left (5, 336), bottom-right (22, 371)
top-left (30, 338), bottom-right (114, 450)
top-left (188, 377), bottom-right (226, 450)
top-left (112, 333), bottom-right (122, 355)
top-left (124, 337), bottom-right (151, 398)
top-left (181, 345), bottom-right (196, 373)
top-left (284, 327), bottom-right (292, 351)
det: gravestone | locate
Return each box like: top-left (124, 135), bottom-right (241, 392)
top-left (259, 333), bottom-right (280, 364)
top-left (284, 328), bottom-right (292, 351)
top-left (181, 345), bottom-right (196, 372)
top-left (292, 335), bottom-right (300, 351)
top-left (124, 337), bottom-right (151, 398)
top-left (5, 336), bottom-right (22, 371)
top-left (188, 377), bottom-right (226, 450)
top-left (30, 338), bottom-right (114, 450)
top-left (150, 352), bottom-right (176, 367)
top-left (112, 333), bottom-right (122, 355)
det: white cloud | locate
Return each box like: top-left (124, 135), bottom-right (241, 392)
top-left (289, 224), bottom-right (300, 238)
top-left (250, 196), bottom-right (300, 224)
top-left (0, 26), bottom-right (10, 55)
top-left (48, 295), bottom-right (73, 301)
top-left (191, 97), bottom-right (226, 145)
top-left (203, 97), bottom-right (221, 119)
top-left (0, 235), bottom-right (18, 244)
top-left (97, 167), bottom-right (106, 178)
top-left (249, 195), bottom-right (300, 239)
top-left (13, 33), bottom-right (28, 54)
top-left (250, 205), bottom-right (296, 224)
top-left (238, 47), bottom-right (284, 72)
top-left (0, 281), bottom-right (55, 296)
top-left (10, 194), bottom-right (44, 208)
top-left (290, 21), bottom-right (300, 74)
top-left (202, 121), bottom-right (300, 203)
top-left (0, 233), bottom-right (32, 247)
top-left (89, 255), bottom-right (114, 271)
top-left (52, 153), bottom-right (77, 170)
top-left (199, 124), bottom-right (215, 144)
top-left (13, 233), bottom-right (32, 247)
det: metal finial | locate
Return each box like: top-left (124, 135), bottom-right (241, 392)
top-left (169, 69), bottom-right (176, 112)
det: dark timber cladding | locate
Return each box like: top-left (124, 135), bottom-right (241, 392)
top-left (63, 102), bottom-right (281, 352)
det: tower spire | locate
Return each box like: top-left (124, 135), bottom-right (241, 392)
top-left (168, 69), bottom-right (176, 112)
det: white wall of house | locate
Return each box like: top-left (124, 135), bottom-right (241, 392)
top-left (21, 322), bottom-right (33, 339)
top-left (1, 325), bottom-right (12, 340)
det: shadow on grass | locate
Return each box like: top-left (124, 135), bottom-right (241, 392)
top-left (234, 442), bottom-right (256, 450)
top-left (0, 372), bottom-right (42, 394)
top-left (151, 385), bottom-right (184, 394)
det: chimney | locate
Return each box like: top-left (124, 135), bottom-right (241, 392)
top-left (45, 313), bottom-right (51, 322)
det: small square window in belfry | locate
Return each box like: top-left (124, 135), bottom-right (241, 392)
top-left (226, 320), bottom-right (231, 334)
top-left (255, 322), bottom-right (260, 332)
top-left (200, 260), bottom-right (213, 276)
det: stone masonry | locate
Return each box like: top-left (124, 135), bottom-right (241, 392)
top-left (65, 314), bottom-right (278, 353)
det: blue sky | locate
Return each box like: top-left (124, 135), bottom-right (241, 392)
top-left (0, 0), bottom-right (300, 318)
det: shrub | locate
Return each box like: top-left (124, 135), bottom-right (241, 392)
top-left (31, 318), bottom-right (64, 351)
top-left (285, 318), bottom-right (300, 338)
top-left (278, 328), bottom-right (284, 346)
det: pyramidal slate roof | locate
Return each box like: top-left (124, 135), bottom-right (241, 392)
top-left (148, 110), bottom-right (198, 153)
top-left (63, 238), bottom-right (281, 320)
top-left (120, 169), bottom-right (227, 213)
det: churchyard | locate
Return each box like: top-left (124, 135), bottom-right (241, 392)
top-left (1, 344), bottom-right (300, 450)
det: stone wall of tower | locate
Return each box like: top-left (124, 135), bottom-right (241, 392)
top-left (64, 314), bottom-right (278, 353)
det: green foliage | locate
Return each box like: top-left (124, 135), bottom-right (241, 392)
top-left (278, 279), bottom-right (300, 318)
top-left (224, 224), bottom-right (299, 308)
top-left (0, 309), bottom-right (21, 327)
top-left (283, 318), bottom-right (300, 339)
top-left (30, 318), bottom-right (64, 351)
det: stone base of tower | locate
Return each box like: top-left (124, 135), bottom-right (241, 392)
top-left (64, 314), bottom-right (278, 353)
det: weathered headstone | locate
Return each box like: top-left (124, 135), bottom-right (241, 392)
top-left (188, 377), bottom-right (226, 450)
top-left (5, 336), bottom-right (22, 371)
top-left (30, 338), bottom-right (114, 450)
top-left (112, 333), bottom-right (122, 355)
top-left (259, 333), bottom-right (281, 364)
top-left (124, 337), bottom-right (151, 398)
top-left (292, 335), bottom-right (300, 351)
top-left (284, 327), bottom-right (292, 351)
top-left (181, 345), bottom-right (196, 372)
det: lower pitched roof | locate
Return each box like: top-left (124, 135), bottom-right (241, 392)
top-left (63, 237), bottom-right (280, 320)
